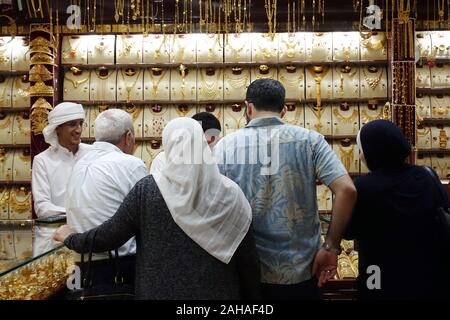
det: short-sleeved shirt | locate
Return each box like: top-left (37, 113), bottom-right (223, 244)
top-left (214, 116), bottom-right (347, 284)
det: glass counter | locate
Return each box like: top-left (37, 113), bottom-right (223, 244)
top-left (0, 220), bottom-right (74, 300)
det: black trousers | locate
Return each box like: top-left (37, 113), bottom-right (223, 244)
top-left (261, 278), bottom-right (322, 300)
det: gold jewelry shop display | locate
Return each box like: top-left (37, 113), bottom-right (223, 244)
top-left (431, 126), bottom-right (450, 149)
top-left (316, 182), bottom-right (332, 211)
top-left (415, 94), bottom-right (432, 119)
top-left (359, 102), bottom-right (385, 126)
top-left (29, 80), bottom-right (54, 97)
top-left (416, 32), bottom-right (432, 59)
top-left (142, 140), bottom-right (163, 170)
top-left (30, 97), bottom-right (53, 136)
top-left (0, 37), bottom-right (13, 71)
top-left (170, 34), bottom-right (197, 64)
top-left (417, 125), bottom-right (432, 149)
top-left (416, 154), bottom-right (432, 167)
top-left (430, 63), bottom-right (450, 88)
top-left (278, 32), bottom-right (306, 62)
top-left (360, 65), bottom-right (387, 98)
top-left (116, 34), bottom-right (144, 64)
top-left (12, 231), bottom-right (32, 259)
top-left (197, 68), bottom-right (224, 101)
top-left (29, 65), bottom-right (53, 82)
top-left (11, 37), bottom-right (30, 72)
top-left (251, 64), bottom-right (278, 81)
top-left (305, 32), bottom-right (333, 61)
top-left (0, 113), bottom-right (13, 144)
top-left (8, 186), bottom-right (31, 220)
top-left (283, 103), bottom-right (304, 127)
top-left (333, 138), bottom-right (359, 173)
top-left (170, 65), bottom-right (197, 101)
top-left (332, 102), bottom-right (360, 135)
top-left (122, 105), bottom-right (144, 138)
top-left (0, 76), bottom-right (12, 108)
top-left (196, 33), bottom-right (224, 63)
top-left (332, 32), bottom-right (360, 61)
top-left (90, 68), bottom-right (117, 101)
top-left (416, 64), bottom-right (432, 88)
top-left (143, 104), bottom-right (171, 138)
top-left (0, 247), bottom-right (74, 300)
top-left (224, 33), bottom-right (252, 63)
top-left (0, 186), bottom-right (10, 219)
top-left (61, 36), bottom-right (89, 64)
top-left (430, 153), bottom-right (450, 179)
top-left (63, 67), bottom-right (90, 101)
top-left (360, 31), bottom-right (387, 60)
top-left (12, 76), bottom-right (30, 108)
top-left (173, 104), bottom-right (197, 118)
top-left (332, 65), bottom-right (360, 99)
top-left (306, 65), bottom-right (332, 107)
top-left (12, 112), bottom-right (30, 145)
top-left (0, 148), bottom-right (14, 181)
top-left (223, 66), bottom-right (251, 101)
top-left (87, 34), bottom-right (115, 65)
top-left (144, 67), bottom-right (171, 101)
top-left (117, 68), bottom-right (144, 102)
top-left (12, 149), bottom-right (31, 182)
top-left (251, 33), bottom-right (279, 63)
top-left (0, 232), bottom-right (15, 259)
top-left (223, 104), bottom-right (247, 135)
top-left (430, 31), bottom-right (450, 59)
top-left (431, 95), bottom-right (450, 118)
top-left (278, 65), bottom-right (305, 100)
top-left (143, 34), bottom-right (171, 64)
top-left (304, 103), bottom-right (332, 135)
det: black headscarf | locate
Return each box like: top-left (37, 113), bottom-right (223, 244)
top-left (357, 120), bottom-right (411, 171)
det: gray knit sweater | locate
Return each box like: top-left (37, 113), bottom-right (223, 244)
top-left (64, 175), bottom-right (261, 300)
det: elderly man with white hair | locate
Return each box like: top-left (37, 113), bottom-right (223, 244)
top-left (32, 102), bottom-right (92, 254)
top-left (64, 109), bottom-right (148, 290)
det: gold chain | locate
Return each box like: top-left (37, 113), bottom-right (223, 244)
top-left (338, 145), bottom-right (355, 172)
top-left (224, 69), bottom-right (249, 89)
top-left (64, 73), bottom-right (89, 89)
top-left (148, 69), bottom-right (167, 97)
top-left (120, 68), bottom-right (142, 102)
top-left (362, 68), bottom-right (383, 89)
top-left (9, 188), bottom-right (31, 212)
top-left (333, 108), bottom-right (358, 124)
top-left (199, 70), bottom-right (221, 100)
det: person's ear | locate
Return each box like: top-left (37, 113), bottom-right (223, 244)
top-left (246, 101), bottom-right (253, 118)
top-left (208, 136), bottom-right (216, 145)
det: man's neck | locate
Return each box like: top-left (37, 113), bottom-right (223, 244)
top-left (250, 111), bottom-right (281, 120)
top-left (59, 142), bottom-right (79, 154)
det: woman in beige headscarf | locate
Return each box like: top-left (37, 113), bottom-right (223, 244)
top-left (54, 117), bottom-right (261, 300)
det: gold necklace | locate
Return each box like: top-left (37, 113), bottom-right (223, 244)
top-left (148, 69), bottom-right (167, 97)
top-left (123, 105), bottom-right (141, 122)
top-left (433, 157), bottom-right (448, 178)
top-left (63, 37), bottom-right (81, 60)
top-left (309, 105), bottom-right (324, 132)
top-left (438, 128), bottom-right (448, 149)
top-left (0, 115), bottom-right (12, 129)
top-left (336, 66), bottom-right (358, 96)
top-left (361, 108), bottom-right (383, 122)
top-left (174, 105), bottom-right (193, 117)
top-left (120, 68), bottom-right (142, 102)
top-left (64, 73), bottom-right (89, 89)
top-left (94, 69), bottom-right (114, 80)
top-left (15, 114), bottom-right (31, 136)
top-left (199, 71), bottom-right (221, 100)
top-left (339, 145), bottom-right (355, 172)
top-left (307, 66), bottom-right (330, 108)
top-left (254, 66), bottom-right (276, 80)
top-left (281, 36), bottom-right (298, 58)
top-left (9, 188), bottom-right (31, 212)
top-left (17, 151), bottom-right (31, 163)
top-left (333, 108), bottom-right (358, 124)
top-left (119, 35), bottom-right (140, 59)
top-left (362, 68), bottom-right (383, 89)
top-left (284, 106), bottom-right (302, 126)
top-left (228, 34), bottom-right (246, 59)
top-left (0, 188), bottom-right (9, 207)
top-left (225, 105), bottom-right (246, 130)
top-left (224, 69), bottom-right (249, 89)
top-left (432, 96), bottom-right (449, 117)
top-left (279, 71), bottom-right (304, 88)
top-left (152, 35), bottom-right (166, 59)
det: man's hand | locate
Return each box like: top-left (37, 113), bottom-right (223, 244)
top-left (312, 248), bottom-right (338, 288)
top-left (53, 225), bottom-right (75, 243)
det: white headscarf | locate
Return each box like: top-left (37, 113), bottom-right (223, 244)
top-left (153, 117), bottom-right (252, 264)
top-left (42, 102), bottom-right (85, 147)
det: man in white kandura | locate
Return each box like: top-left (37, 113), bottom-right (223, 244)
top-left (65, 109), bottom-right (148, 288)
top-left (32, 102), bottom-right (92, 255)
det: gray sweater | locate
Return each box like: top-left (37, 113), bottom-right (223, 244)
top-left (65, 175), bottom-right (261, 300)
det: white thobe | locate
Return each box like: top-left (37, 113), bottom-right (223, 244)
top-left (66, 141), bottom-right (149, 260)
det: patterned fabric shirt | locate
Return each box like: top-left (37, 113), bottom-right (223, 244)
top-left (214, 117), bottom-right (347, 284)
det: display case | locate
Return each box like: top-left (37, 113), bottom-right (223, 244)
top-left (0, 222), bottom-right (74, 300)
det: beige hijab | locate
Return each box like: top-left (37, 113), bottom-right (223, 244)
top-left (153, 117), bottom-right (252, 264)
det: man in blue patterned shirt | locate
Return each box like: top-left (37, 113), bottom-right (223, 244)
top-left (214, 79), bottom-right (357, 299)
